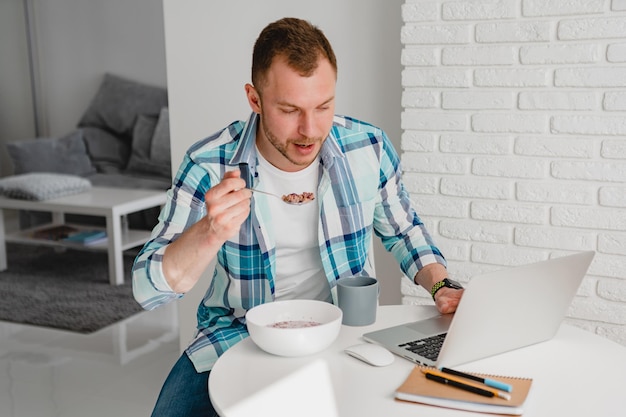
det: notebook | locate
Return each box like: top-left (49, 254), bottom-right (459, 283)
top-left (364, 251), bottom-right (595, 368)
top-left (395, 365), bottom-right (533, 415)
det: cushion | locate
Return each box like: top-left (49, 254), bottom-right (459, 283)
top-left (125, 112), bottom-right (171, 179)
top-left (125, 115), bottom-right (161, 175)
top-left (81, 127), bottom-right (131, 172)
top-left (78, 73), bottom-right (168, 140)
top-left (7, 131), bottom-right (96, 176)
top-left (0, 173), bottom-right (91, 201)
top-left (149, 107), bottom-right (171, 165)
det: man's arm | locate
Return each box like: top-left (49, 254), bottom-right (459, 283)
top-left (374, 133), bottom-right (463, 314)
top-left (414, 263), bottom-right (463, 314)
top-left (132, 166), bottom-right (251, 309)
top-left (162, 170), bottom-right (251, 293)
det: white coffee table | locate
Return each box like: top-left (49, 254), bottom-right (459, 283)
top-left (0, 186), bottom-right (166, 285)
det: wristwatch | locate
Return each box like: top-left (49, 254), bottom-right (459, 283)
top-left (431, 278), bottom-right (463, 301)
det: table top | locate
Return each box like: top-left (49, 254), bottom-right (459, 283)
top-left (209, 305), bottom-right (626, 417)
top-left (0, 186), bottom-right (166, 214)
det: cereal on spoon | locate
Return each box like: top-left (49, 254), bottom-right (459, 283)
top-left (281, 192), bottom-right (315, 204)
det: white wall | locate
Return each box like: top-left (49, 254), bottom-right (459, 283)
top-left (0, 0), bottom-right (36, 177)
top-left (0, 0), bottom-right (167, 177)
top-left (162, 0), bottom-right (405, 351)
top-left (31, 0), bottom-right (168, 136)
top-left (400, 0), bottom-right (626, 346)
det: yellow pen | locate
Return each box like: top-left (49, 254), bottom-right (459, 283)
top-left (421, 368), bottom-right (511, 401)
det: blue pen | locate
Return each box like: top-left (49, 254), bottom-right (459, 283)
top-left (440, 367), bottom-right (513, 393)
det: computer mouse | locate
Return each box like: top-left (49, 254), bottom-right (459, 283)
top-left (344, 343), bottom-right (394, 367)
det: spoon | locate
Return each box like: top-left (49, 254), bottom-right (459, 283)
top-left (246, 188), bottom-right (315, 205)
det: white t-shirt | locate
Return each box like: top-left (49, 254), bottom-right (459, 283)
top-left (255, 148), bottom-right (331, 302)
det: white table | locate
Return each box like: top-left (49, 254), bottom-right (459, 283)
top-left (0, 186), bottom-right (166, 285)
top-left (209, 305), bottom-right (626, 417)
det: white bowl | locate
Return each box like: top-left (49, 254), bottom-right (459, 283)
top-left (246, 299), bottom-right (342, 357)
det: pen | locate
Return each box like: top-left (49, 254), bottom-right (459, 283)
top-left (422, 369), bottom-right (511, 400)
top-left (440, 367), bottom-right (513, 393)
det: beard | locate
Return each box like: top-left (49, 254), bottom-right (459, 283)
top-left (261, 116), bottom-right (324, 167)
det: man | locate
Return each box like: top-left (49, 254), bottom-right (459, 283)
top-left (133, 17), bottom-right (463, 416)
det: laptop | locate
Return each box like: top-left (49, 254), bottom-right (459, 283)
top-left (363, 251), bottom-right (595, 368)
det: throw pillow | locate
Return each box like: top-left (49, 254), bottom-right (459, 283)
top-left (81, 127), bottom-right (131, 173)
top-left (7, 131), bottom-right (96, 176)
top-left (78, 73), bottom-right (168, 140)
top-left (149, 107), bottom-right (171, 166)
top-left (131, 114), bottom-right (158, 162)
top-left (0, 173), bottom-right (91, 201)
top-left (125, 114), bottom-right (162, 177)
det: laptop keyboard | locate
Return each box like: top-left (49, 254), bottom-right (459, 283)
top-left (398, 333), bottom-right (447, 362)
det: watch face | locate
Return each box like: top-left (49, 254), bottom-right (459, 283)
top-left (445, 279), bottom-right (463, 289)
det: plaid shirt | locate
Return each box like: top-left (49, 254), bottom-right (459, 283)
top-left (132, 112), bottom-right (445, 372)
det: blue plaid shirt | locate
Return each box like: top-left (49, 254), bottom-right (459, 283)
top-left (132, 113), bottom-right (445, 372)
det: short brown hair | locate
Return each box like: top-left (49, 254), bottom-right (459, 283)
top-left (251, 17), bottom-right (337, 91)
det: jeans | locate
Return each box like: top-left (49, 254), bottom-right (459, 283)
top-left (151, 352), bottom-right (218, 417)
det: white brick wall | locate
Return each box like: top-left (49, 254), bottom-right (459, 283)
top-left (401, 0), bottom-right (626, 346)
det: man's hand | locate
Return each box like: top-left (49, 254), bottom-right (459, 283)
top-left (414, 263), bottom-right (464, 315)
top-left (203, 170), bottom-right (252, 246)
top-left (434, 287), bottom-right (463, 314)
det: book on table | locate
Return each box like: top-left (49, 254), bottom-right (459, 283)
top-left (63, 230), bottom-right (107, 245)
top-left (395, 365), bottom-right (533, 415)
top-left (32, 225), bottom-right (80, 241)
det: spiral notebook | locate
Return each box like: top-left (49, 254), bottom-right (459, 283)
top-left (395, 365), bottom-right (533, 415)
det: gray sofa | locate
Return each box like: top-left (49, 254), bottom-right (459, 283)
top-left (6, 73), bottom-right (172, 230)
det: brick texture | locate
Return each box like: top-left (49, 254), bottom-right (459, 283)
top-left (401, 0), bottom-right (626, 345)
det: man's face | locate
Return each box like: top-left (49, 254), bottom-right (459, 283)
top-left (247, 56), bottom-right (336, 172)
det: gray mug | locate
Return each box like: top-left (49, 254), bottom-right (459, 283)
top-left (336, 276), bottom-right (379, 326)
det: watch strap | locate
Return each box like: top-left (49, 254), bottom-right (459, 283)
top-left (431, 278), bottom-right (463, 301)
top-left (430, 279), bottom-right (448, 301)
